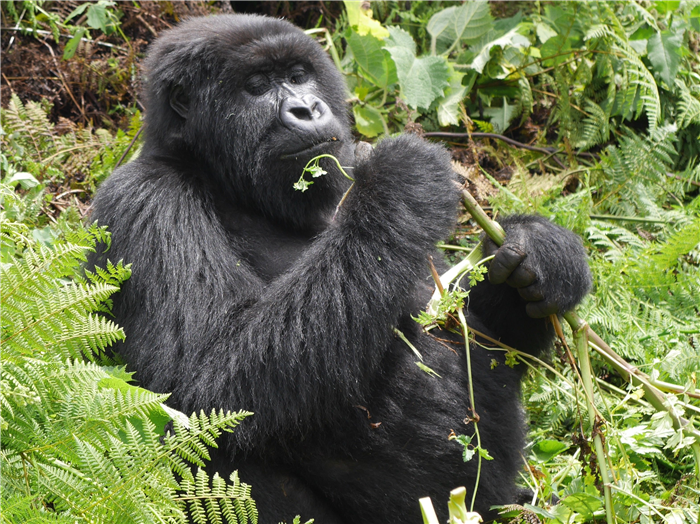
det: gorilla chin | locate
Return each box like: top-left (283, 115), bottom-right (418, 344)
top-left (88, 13), bottom-right (592, 524)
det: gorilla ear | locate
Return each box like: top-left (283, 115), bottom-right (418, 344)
top-left (169, 85), bottom-right (189, 119)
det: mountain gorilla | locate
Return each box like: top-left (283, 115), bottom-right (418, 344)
top-left (89, 14), bottom-right (591, 524)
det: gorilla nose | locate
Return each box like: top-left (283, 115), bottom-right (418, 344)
top-left (280, 95), bottom-right (334, 133)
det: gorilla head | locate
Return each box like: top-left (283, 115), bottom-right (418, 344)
top-left (143, 16), bottom-right (354, 229)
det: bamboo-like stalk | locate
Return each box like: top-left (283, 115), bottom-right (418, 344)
top-left (572, 320), bottom-right (614, 524)
top-left (420, 496), bottom-right (440, 524)
top-left (462, 191), bottom-right (506, 245)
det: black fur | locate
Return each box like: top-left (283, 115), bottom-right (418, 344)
top-left (88, 14), bottom-right (591, 523)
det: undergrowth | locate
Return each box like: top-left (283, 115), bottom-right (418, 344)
top-left (2, 1), bottom-right (700, 523)
top-left (0, 187), bottom-right (257, 522)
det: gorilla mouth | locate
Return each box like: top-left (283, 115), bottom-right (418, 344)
top-left (280, 137), bottom-right (341, 160)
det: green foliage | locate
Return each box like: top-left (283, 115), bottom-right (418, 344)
top-left (0, 207), bottom-right (257, 523)
top-left (427, 1), bottom-right (493, 55)
top-left (414, 287), bottom-right (469, 329)
top-left (293, 153), bottom-right (354, 193)
top-left (336, 1), bottom-right (700, 152)
top-left (481, 108), bottom-right (700, 521)
top-left (2, 0), bottom-right (128, 60)
top-left (62, 1), bottom-right (126, 59)
top-left (449, 433), bottom-right (494, 464)
top-left (293, 158), bottom-right (328, 193)
top-left (1, 94), bottom-right (142, 192)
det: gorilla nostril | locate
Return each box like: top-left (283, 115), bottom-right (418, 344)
top-left (290, 106), bottom-right (313, 121)
top-left (280, 96), bottom-right (333, 131)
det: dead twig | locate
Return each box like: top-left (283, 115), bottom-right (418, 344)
top-left (424, 131), bottom-right (600, 167)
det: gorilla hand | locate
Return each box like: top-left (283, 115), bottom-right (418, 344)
top-left (348, 133), bottom-right (460, 250)
top-left (482, 215), bottom-right (592, 318)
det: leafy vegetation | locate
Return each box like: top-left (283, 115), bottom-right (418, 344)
top-left (2, 1), bottom-right (699, 523)
top-left (0, 194), bottom-right (257, 523)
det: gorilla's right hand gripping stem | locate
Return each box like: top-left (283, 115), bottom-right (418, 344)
top-left (460, 188), bottom-right (700, 479)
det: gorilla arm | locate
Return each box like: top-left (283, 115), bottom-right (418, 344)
top-left (90, 134), bottom-right (458, 450)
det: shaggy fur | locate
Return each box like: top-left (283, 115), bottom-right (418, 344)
top-left (88, 14), bottom-right (591, 523)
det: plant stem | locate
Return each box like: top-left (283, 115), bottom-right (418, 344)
top-left (420, 497), bottom-right (440, 524)
top-left (572, 320), bottom-right (615, 524)
top-left (589, 214), bottom-right (668, 224)
top-left (304, 154), bottom-right (355, 182)
top-left (648, 379), bottom-right (700, 400)
top-left (457, 309), bottom-right (484, 512)
top-left (461, 190), bottom-right (506, 245)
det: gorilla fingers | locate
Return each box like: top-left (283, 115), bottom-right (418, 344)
top-left (482, 215), bottom-right (592, 318)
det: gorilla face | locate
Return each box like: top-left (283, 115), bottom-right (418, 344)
top-left (143, 15), bottom-right (354, 229)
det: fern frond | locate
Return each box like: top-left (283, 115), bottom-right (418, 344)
top-left (179, 469), bottom-right (258, 524)
top-left (579, 99), bottom-right (610, 149)
top-left (648, 218), bottom-right (700, 270)
top-left (594, 125), bottom-right (679, 215)
top-left (585, 24), bottom-right (661, 130)
top-left (518, 75), bottom-right (533, 124)
top-left (675, 79), bottom-right (700, 129)
top-left (0, 492), bottom-right (79, 524)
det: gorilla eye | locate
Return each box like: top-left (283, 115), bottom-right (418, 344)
top-left (245, 74), bottom-right (270, 96)
top-left (289, 68), bottom-right (309, 85)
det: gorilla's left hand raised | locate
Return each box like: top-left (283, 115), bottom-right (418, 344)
top-left (482, 215), bottom-right (592, 318)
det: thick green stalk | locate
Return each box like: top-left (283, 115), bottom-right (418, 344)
top-left (572, 320), bottom-right (614, 524)
top-left (462, 190), bottom-right (506, 245)
top-left (420, 497), bottom-right (440, 524)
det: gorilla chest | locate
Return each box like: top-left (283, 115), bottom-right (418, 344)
top-left (221, 211), bottom-right (317, 282)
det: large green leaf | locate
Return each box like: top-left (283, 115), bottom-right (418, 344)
top-left (561, 492), bottom-right (603, 520)
top-left (469, 27), bottom-right (530, 74)
top-left (483, 97), bottom-right (519, 133)
top-left (692, 5), bottom-right (700, 32)
top-left (385, 27), bottom-right (450, 110)
top-left (385, 25), bottom-right (416, 53)
top-left (647, 29), bottom-right (684, 87)
top-left (346, 30), bottom-right (397, 89)
top-left (532, 439), bottom-right (569, 462)
top-left (654, 0), bottom-right (680, 15)
top-left (387, 49), bottom-right (450, 110)
top-left (436, 67), bottom-right (471, 126)
top-left (353, 105), bottom-right (385, 137)
top-left (427, 1), bottom-right (493, 54)
top-left (535, 21), bottom-right (557, 44)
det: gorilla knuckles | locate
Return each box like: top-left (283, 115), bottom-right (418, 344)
top-left (89, 14), bottom-right (591, 524)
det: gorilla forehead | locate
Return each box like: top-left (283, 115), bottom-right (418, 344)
top-left (154, 13), bottom-right (300, 49)
top-left (146, 14), bottom-right (333, 90)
